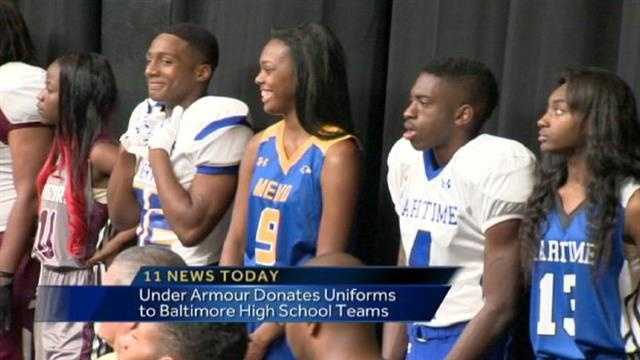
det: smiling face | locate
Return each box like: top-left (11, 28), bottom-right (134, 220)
top-left (537, 84), bottom-right (584, 154)
top-left (254, 39), bottom-right (297, 117)
top-left (145, 33), bottom-right (207, 109)
top-left (37, 61), bottom-right (60, 124)
top-left (402, 72), bottom-right (460, 151)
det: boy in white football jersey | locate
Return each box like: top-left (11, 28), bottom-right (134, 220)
top-left (383, 58), bottom-right (535, 359)
top-left (107, 23), bottom-right (253, 266)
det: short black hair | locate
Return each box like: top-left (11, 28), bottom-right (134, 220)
top-left (163, 22), bottom-right (219, 71)
top-left (159, 322), bottom-right (247, 360)
top-left (422, 57), bottom-right (498, 131)
top-left (0, 0), bottom-right (35, 65)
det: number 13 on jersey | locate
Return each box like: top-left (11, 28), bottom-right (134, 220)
top-left (255, 208), bottom-right (281, 265)
top-left (537, 272), bottom-right (577, 336)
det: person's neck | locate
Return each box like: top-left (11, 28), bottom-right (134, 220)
top-left (172, 90), bottom-right (206, 112)
top-left (282, 114), bottom-right (305, 136)
top-left (565, 150), bottom-right (589, 187)
top-left (432, 131), bottom-right (473, 168)
top-left (311, 332), bottom-right (380, 360)
top-left (281, 114), bottom-right (310, 156)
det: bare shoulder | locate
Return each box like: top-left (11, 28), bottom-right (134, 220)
top-left (90, 140), bottom-right (118, 161)
top-left (90, 140), bottom-right (119, 177)
top-left (324, 137), bottom-right (360, 166)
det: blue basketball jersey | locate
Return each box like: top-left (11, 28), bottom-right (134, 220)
top-left (530, 198), bottom-right (626, 359)
top-left (245, 121), bottom-right (352, 267)
top-left (245, 121), bottom-right (352, 360)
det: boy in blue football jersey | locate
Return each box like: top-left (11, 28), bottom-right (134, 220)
top-left (521, 67), bottom-right (640, 359)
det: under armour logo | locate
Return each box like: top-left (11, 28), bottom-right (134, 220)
top-left (441, 178), bottom-right (451, 189)
top-left (300, 165), bottom-right (312, 174)
top-left (256, 157), bottom-right (269, 167)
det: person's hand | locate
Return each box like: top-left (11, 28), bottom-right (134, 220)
top-left (119, 111), bottom-right (166, 156)
top-left (86, 239), bottom-right (123, 267)
top-left (149, 106), bottom-right (183, 154)
top-left (87, 228), bottom-right (137, 267)
top-left (0, 278), bottom-right (12, 334)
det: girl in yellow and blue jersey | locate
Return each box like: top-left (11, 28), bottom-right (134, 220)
top-left (220, 22), bottom-right (361, 360)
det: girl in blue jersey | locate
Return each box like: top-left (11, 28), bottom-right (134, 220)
top-left (521, 67), bottom-right (640, 359)
top-left (220, 23), bottom-right (361, 360)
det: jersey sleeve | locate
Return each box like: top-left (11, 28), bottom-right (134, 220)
top-left (620, 179), bottom-right (640, 354)
top-left (0, 64), bottom-right (46, 135)
top-left (386, 139), bottom-right (407, 207)
top-left (459, 151), bottom-right (535, 233)
top-left (193, 125), bottom-right (253, 175)
top-left (181, 96), bottom-right (253, 175)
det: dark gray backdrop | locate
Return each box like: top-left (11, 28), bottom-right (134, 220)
top-left (13, 0), bottom-right (640, 265)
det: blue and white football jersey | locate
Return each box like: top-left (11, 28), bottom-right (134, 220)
top-left (530, 181), bottom-right (640, 359)
top-left (387, 134), bottom-right (535, 326)
top-left (244, 121), bottom-right (353, 267)
top-left (132, 96), bottom-right (253, 266)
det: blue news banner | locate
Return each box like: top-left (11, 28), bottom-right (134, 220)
top-left (36, 267), bottom-right (456, 322)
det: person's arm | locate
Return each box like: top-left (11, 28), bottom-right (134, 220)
top-left (0, 126), bottom-right (52, 273)
top-left (0, 126), bottom-right (51, 333)
top-left (244, 322), bottom-right (284, 360)
top-left (107, 148), bottom-right (139, 231)
top-left (147, 149), bottom-right (237, 247)
top-left (86, 227), bottom-right (137, 267)
top-left (90, 140), bottom-right (119, 177)
top-left (219, 134), bottom-right (261, 266)
top-left (107, 102), bottom-right (154, 231)
top-left (446, 219), bottom-right (521, 360)
top-left (315, 138), bottom-right (360, 255)
top-left (383, 246), bottom-right (408, 360)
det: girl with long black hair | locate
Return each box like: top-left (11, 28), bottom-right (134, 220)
top-left (33, 52), bottom-right (119, 359)
top-left (521, 67), bottom-right (640, 358)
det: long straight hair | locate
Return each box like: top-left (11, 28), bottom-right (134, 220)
top-left (36, 53), bottom-right (117, 258)
top-left (270, 22), bottom-right (354, 139)
top-left (521, 67), bottom-right (640, 279)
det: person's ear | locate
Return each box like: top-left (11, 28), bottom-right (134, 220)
top-left (308, 322), bottom-right (321, 338)
top-left (454, 104), bottom-right (474, 127)
top-left (195, 64), bottom-right (212, 83)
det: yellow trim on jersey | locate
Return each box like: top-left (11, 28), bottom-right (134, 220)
top-left (261, 120), bottom-right (354, 174)
top-left (150, 228), bottom-right (178, 246)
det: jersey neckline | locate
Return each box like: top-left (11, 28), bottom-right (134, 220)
top-left (423, 149), bottom-right (444, 181)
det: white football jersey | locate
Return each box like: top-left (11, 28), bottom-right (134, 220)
top-left (132, 96), bottom-right (253, 266)
top-left (0, 62), bottom-right (46, 231)
top-left (620, 182), bottom-right (640, 354)
top-left (387, 134), bottom-right (535, 326)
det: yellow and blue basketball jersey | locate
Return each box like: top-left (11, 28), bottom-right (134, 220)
top-left (245, 121), bottom-right (352, 360)
top-left (245, 121), bottom-right (352, 267)
top-left (530, 198), bottom-right (626, 359)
